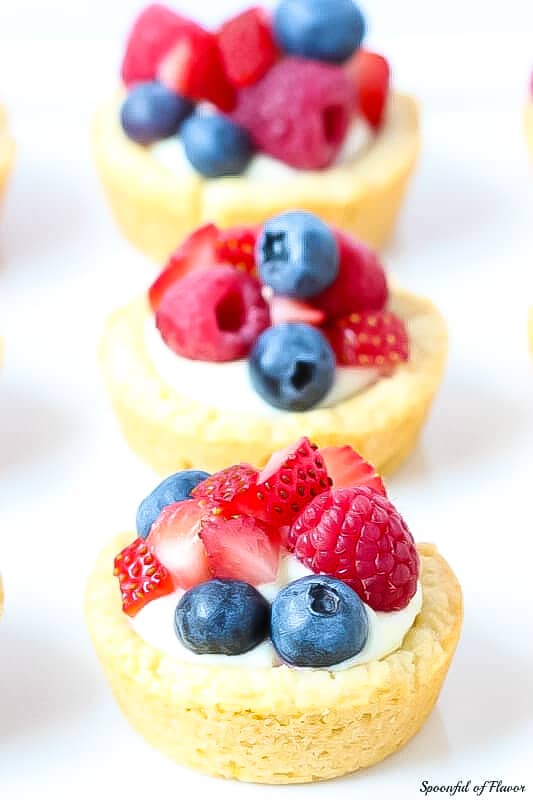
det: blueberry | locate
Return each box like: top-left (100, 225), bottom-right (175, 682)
top-left (256, 211), bottom-right (339, 298)
top-left (175, 579), bottom-right (270, 655)
top-left (136, 470), bottom-right (210, 539)
top-left (249, 323), bottom-right (335, 411)
top-left (180, 112), bottom-right (253, 178)
top-left (273, 0), bottom-right (365, 64)
top-left (120, 81), bottom-right (194, 145)
top-left (271, 575), bottom-right (368, 667)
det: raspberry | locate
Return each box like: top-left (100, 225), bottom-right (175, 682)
top-left (217, 7), bottom-right (278, 88)
top-left (325, 309), bottom-right (409, 369)
top-left (314, 231), bottom-right (388, 318)
top-left (231, 57), bottom-right (353, 169)
top-left (156, 264), bottom-right (270, 362)
top-left (121, 4), bottom-right (188, 87)
top-left (288, 487), bottom-right (419, 611)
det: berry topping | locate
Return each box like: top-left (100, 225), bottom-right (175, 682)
top-left (249, 323), bottom-right (335, 411)
top-left (192, 464), bottom-right (259, 506)
top-left (231, 57), bottom-right (353, 170)
top-left (346, 49), bottom-right (390, 129)
top-left (148, 223), bottom-right (219, 311)
top-left (270, 296), bottom-right (325, 327)
top-left (289, 487), bottom-right (419, 611)
top-left (157, 21), bottom-right (235, 111)
top-left (314, 231), bottom-right (388, 318)
top-left (270, 575), bottom-right (368, 667)
top-left (146, 499), bottom-right (212, 590)
top-left (120, 81), bottom-right (193, 145)
top-left (136, 470), bottom-right (210, 540)
top-left (256, 211), bottom-right (339, 298)
top-left (319, 445), bottom-right (386, 495)
top-left (180, 112), bottom-right (253, 178)
top-left (156, 264), bottom-right (270, 362)
top-left (114, 537), bottom-right (174, 617)
top-left (217, 7), bottom-right (278, 88)
top-left (227, 437), bottom-right (331, 526)
top-left (214, 226), bottom-right (259, 276)
top-left (273, 0), bottom-right (365, 65)
top-left (325, 309), bottom-right (409, 369)
top-left (199, 515), bottom-right (281, 585)
top-left (121, 4), bottom-right (188, 87)
top-left (175, 579), bottom-right (270, 655)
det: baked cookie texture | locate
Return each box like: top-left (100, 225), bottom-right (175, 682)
top-left (86, 538), bottom-right (462, 784)
top-left (93, 91), bottom-right (420, 263)
top-left (99, 287), bottom-right (447, 476)
top-left (0, 105), bottom-right (15, 208)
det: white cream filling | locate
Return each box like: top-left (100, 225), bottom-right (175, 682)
top-left (130, 553), bottom-right (423, 670)
top-left (144, 317), bottom-right (379, 415)
top-left (150, 117), bottom-right (374, 181)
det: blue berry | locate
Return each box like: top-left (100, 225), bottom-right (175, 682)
top-left (273, 0), bottom-right (365, 64)
top-left (256, 211), bottom-right (339, 298)
top-left (120, 81), bottom-right (194, 145)
top-left (175, 579), bottom-right (270, 655)
top-left (136, 470), bottom-right (210, 539)
top-left (180, 112), bottom-right (253, 178)
top-left (271, 575), bottom-right (368, 667)
top-left (249, 323), bottom-right (335, 411)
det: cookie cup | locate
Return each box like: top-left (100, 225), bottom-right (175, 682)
top-left (0, 106), bottom-right (15, 207)
top-left (86, 538), bottom-right (462, 784)
top-left (99, 287), bottom-right (447, 475)
top-left (93, 92), bottom-right (420, 263)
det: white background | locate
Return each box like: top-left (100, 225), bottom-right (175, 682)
top-left (1, 1), bottom-right (532, 798)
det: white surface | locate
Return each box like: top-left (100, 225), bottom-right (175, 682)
top-left (0, 1), bottom-right (533, 797)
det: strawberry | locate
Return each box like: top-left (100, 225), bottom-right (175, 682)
top-left (199, 514), bottom-right (280, 585)
top-left (325, 309), bottom-right (409, 369)
top-left (158, 22), bottom-right (235, 111)
top-left (214, 225), bottom-right (259, 275)
top-left (228, 437), bottom-right (331, 526)
top-left (217, 7), bottom-right (278, 88)
top-left (269, 296), bottom-right (325, 327)
top-left (146, 499), bottom-right (212, 589)
top-left (345, 49), bottom-right (390, 129)
top-left (114, 537), bottom-right (174, 617)
top-left (121, 4), bottom-right (187, 87)
top-left (148, 223), bottom-right (219, 311)
top-left (192, 464), bottom-right (259, 505)
top-left (319, 445), bottom-right (386, 495)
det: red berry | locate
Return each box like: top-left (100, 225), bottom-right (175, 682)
top-left (157, 21), bottom-right (235, 111)
top-left (214, 225), bottom-right (259, 276)
top-left (229, 437), bottom-right (331, 526)
top-left (217, 7), bottom-right (278, 88)
top-left (325, 309), bottom-right (409, 369)
top-left (314, 231), bottom-right (388, 319)
top-left (121, 4), bottom-right (187, 87)
top-left (148, 223), bottom-right (219, 311)
top-left (199, 514), bottom-right (281, 585)
top-left (345, 49), bottom-right (390, 130)
top-left (320, 445), bottom-right (386, 495)
top-left (156, 264), bottom-right (270, 362)
top-left (146, 499), bottom-right (212, 590)
top-left (114, 537), bottom-right (174, 617)
top-left (231, 57), bottom-right (353, 169)
top-left (192, 464), bottom-right (259, 506)
top-left (269, 296), bottom-right (325, 327)
top-left (289, 487), bottom-right (419, 611)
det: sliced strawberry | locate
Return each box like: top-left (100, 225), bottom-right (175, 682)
top-left (319, 445), bottom-right (386, 495)
top-left (269, 296), bottom-right (325, 327)
top-left (157, 22), bottom-right (235, 111)
top-left (229, 437), bottom-right (331, 526)
top-left (114, 537), bottom-right (174, 617)
top-left (217, 7), bottom-right (278, 88)
top-left (199, 514), bottom-right (280, 585)
top-left (148, 223), bottom-right (219, 311)
top-left (146, 499), bottom-right (212, 589)
top-left (345, 49), bottom-right (390, 129)
top-left (192, 464), bottom-right (259, 505)
top-left (121, 4), bottom-right (188, 87)
top-left (214, 225), bottom-right (259, 276)
top-left (325, 309), bottom-right (409, 369)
